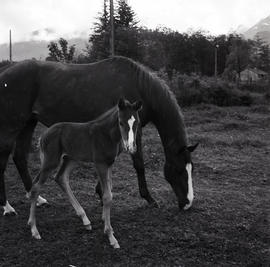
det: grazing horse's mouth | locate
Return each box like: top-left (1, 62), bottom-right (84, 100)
top-left (178, 198), bottom-right (192, 211)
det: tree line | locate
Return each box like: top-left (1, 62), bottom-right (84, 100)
top-left (45, 0), bottom-right (270, 79)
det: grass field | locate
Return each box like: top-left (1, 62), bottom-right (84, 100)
top-left (0, 104), bottom-right (269, 267)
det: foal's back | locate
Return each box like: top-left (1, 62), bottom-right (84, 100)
top-left (40, 122), bottom-right (94, 163)
top-left (40, 107), bottom-right (118, 165)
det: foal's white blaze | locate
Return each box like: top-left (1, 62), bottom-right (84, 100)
top-left (127, 115), bottom-right (136, 152)
top-left (4, 83), bottom-right (8, 87)
top-left (184, 163), bottom-right (194, 210)
top-left (3, 201), bottom-right (17, 215)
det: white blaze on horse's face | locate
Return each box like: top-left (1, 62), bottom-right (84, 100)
top-left (184, 163), bottom-right (194, 210)
top-left (127, 115), bottom-right (136, 152)
top-left (122, 115), bottom-right (136, 154)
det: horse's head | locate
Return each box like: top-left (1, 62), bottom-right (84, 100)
top-left (118, 98), bottom-right (142, 154)
top-left (164, 143), bottom-right (198, 211)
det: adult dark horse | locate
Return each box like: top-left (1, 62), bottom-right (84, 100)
top-left (0, 56), bottom-right (198, 214)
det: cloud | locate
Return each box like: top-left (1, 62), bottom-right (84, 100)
top-left (30, 28), bottom-right (55, 37)
top-left (31, 30), bottom-right (40, 37)
top-left (0, 0), bottom-right (270, 44)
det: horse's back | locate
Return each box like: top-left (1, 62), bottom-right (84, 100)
top-left (33, 58), bottom-right (142, 126)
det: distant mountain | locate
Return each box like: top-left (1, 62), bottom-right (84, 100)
top-left (0, 38), bottom-right (88, 61)
top-left (235, 24), bottom-right (248, 34)
top-left (244, 15), bottom-right (270, 44)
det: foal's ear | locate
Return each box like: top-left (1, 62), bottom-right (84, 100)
top-left (133, 100), bottom-right (143, 111)
top-left (118, 98), bottom-right (126, 110)
top-left (187, 143), bottom-right (199, 152)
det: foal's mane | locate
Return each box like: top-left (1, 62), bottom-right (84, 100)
top-left (90, 106), bottom-right (118, 127)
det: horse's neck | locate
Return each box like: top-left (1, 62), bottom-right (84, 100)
top-left (152, 109), bottom-right (187, 154)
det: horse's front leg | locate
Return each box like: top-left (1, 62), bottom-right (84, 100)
top-left (131, 127), bottom-right (158, 207)
top-left (96, 163), bottom-right (120, 249)
top-left (0, 135), bottom-right (18, 216)
top-left (13, 117), bottom-right (48, 207)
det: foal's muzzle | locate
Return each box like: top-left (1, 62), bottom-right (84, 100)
top-left (123, 140), bottom-right (137, 154)
top-left (127, 144), bottom-right (137, 154)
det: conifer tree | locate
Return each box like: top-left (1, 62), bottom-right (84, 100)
top-left (88, 0), bottom-right (110, 61)
top-left (88, 0), bottom-right (140, 61)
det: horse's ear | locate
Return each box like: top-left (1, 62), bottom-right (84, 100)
top-left (187, 143), bottom-right (199, 152)
top-left (133, 100), bottom-right (142, 111)
top-left (118, 98), bottom-right (126, 110)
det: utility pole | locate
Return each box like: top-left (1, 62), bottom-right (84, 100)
top-left (214, 44), bottom-right (219, 78)
top-left (110, 0), bottom-right (115, 56)
top-left (9, 29), bottom-right (12, 62)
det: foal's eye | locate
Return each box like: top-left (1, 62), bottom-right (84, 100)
top-left (119, 122), bottom-right (124, 127)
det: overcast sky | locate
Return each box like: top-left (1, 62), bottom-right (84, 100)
top-left (0, 0), bottom-right (269, 44)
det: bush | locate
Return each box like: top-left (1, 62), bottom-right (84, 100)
top-left (157, 70), bottom-right (253, 107)
top-left (240, 83), bottom-right (269, 93)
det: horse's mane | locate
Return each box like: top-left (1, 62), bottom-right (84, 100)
top-left (0, 62), bottom-right (16, 74)
top-left (112, 56), bottom-right (187, 146)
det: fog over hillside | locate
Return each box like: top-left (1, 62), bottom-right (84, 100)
top-left (1, 14), bottom-right (270, 62)
top-left (0, 37), bottom-right (87, 61)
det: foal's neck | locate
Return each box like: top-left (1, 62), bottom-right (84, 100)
top-left (91, 107), bottom-right (121, 142)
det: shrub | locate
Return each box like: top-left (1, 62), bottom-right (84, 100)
top-left (158, 70), bottom-right (253, 107)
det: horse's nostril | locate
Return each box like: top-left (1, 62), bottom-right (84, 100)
top-left (178, 202), bottom-right (185, 210)
top-left (179, 199), bottom-right (190, 210)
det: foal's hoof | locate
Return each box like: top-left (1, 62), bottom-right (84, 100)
top-left (85, 224), bottom-right (92, 231)
top-left (32, 232), bottom-right (41, 240)
top-left (111, 241), bottom-right (120, 249)
top-left (30, 227), bottom-right (42, 240)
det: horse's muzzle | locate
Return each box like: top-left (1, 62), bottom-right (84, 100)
top-left (127, 145), bottom-right (137, 154)
top-left (178, 199), bottom-right (192, 211)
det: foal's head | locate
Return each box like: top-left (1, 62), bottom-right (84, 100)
top-left (118, 98), bottom-right (142, 154)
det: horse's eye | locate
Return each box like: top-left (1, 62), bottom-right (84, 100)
top-left (119, 122), bottom-right (124, 127)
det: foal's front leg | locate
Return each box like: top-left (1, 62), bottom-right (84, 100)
top-left (96, 163), bottom-right (120, 249)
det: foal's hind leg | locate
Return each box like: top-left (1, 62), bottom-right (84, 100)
top-left (13, 117), bottom-right (48, 206)
top-left (96, 163), bottom-right (119, 249)
top-left (28, 154), bottom-right (59, 239)
top-left (55, 157), bottom-right (91, 230)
